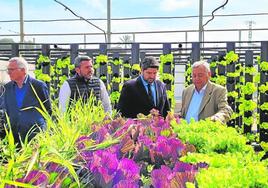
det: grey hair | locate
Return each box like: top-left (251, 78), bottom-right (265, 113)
top-left (8, 57), bottom-right (29, 73)
top-left (192, 60), bottom-right (210, 73)
top-left (74, 55), bottom-right (92, 68)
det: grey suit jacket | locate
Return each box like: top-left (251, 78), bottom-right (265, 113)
top-left (181, 81), bottom-right (233, 124)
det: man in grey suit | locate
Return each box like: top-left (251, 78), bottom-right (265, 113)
top-left (180, 60), bottom-right (232, 124)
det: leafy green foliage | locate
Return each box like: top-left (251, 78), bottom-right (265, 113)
top-left (225, 51), bottom-right (239, 64)
top-left (173, 119), bottom-right (250, 154)
top-left (241, 82), bottom-right (257, 95)
top-left (260, 61), bottom-right (268, 71)
top-left (0, 94), bottom-right (113, 187)
top-left (181, 149), bottom-right (268, 187)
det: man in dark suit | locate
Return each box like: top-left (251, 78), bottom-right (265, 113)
top-left (3, 57), bottom-right (51, 143)
top-left (117, 56), bottom-right (170, 118)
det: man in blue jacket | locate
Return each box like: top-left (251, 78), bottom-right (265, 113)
top-left (3, 57), bottom-right (51, 144)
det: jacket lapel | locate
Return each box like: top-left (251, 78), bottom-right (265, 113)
top-left (136, 77), bottom-right (152, 106)
top-left (21, 76), bottom-right (32, 108)
top-left (155, 80), bottom-right (161, 107)
top-left (184, 85), bottom-right (195, 115)
top-left (10, 83), bottom-right (17, 107)
top-left (198, 81), bottom-right (213, 115)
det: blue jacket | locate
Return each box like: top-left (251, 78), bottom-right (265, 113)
top-left (3, 76), bottom-right (51, 143)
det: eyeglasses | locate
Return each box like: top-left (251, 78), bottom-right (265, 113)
top-left (6, 68), bottom-right (20, 73)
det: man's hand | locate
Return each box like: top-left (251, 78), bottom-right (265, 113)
top-left (210, 115), bottom-right (223, 124)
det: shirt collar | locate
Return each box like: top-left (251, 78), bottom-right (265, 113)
top-left (140, 75), bottom-right (154, 86)
top-left (23, 75), bottom-right (29, 84)
top-left (195, 83), bottom-right (207, 94)
top-left (12, 75), bottom-right (28, 86)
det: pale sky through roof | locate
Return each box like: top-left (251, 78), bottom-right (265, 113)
top-left (0, 0), bottom-right (268, 43)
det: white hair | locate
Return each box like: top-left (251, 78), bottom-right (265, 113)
top-left (192, 60), bottom-right (210, 73)
top-left (8, 57), bottom-right (29, 73)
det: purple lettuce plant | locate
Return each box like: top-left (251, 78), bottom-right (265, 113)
top-left (113, 180), bottom-right (139, 188)
top-left (45, 162), bottom-right (66, 173)
top-left (113, 119), bottom-right (139, 138)
top-left (169, 171), bottom-right (196, 188)
top-left (154, 136), bottom-right (185, 162)
top-left (89, 150), bottom-right (119, 187)
top-left (151, 161), bottom-right (208, 188)
top-left (89, 126), bottom-right (110, 144)
top-left (85, 150), bottom-right (141, 188)
top-left (16, 170), bottom-right (48, 186)
top-left (173, 161), bottom-right (197, 172)
top-left (134, 135), bottom-right (186, 165)
top-left (151, 163), bottom-right (196, 188)
top-left (151, 165), bottom-right (173, 187)
top-left (74, 114), bottom-right (207, 187)
top-left (112, 158), bottom-right (140, 186)
top-left (76, 135), bottom-right (92, 150)
top-left (106, 117), bottom-right (126, 134)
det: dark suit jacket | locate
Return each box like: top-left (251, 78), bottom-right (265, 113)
top-left (3, 76), bottom-right (51, 143)
top-left (117, 76), bottom-right (170, 118)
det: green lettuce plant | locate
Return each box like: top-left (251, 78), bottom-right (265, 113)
top-left (172, 119), bottom-right (250, 154)
top-left (111, 77), bottom-right (121, 83)
top-left (210, 61), bottom-right (217, 68)
top-left (227, 91), bottom-right (238, 98)
top-left (217, 60), bottom-right (227, 66)
top-left (259, 83), bottom-right (268, 93)
top-left (161, 73), bottom-right (174, 82)
top-left (245, 66), bottom-right (257, 75)
top-left (160, 53), bottom-right (173, 64)
top-left (94, 54), bottom-right (108, 69)
top-left (239, 99), bottom-right (257, 114)
top-left (215, 75), bottom-right (226, 86)
top-left (112, 59), bottom-right (123, 65)
top-left (110, 91), bottom-right (121, 104)
top-left (241, 82), bottom-right (257, 95)
top-left (226, 72), bottom-right (240, 78)
top-left (181, 151), bottom-right (268, 188)
top-left (260, 61), bottom-right (268, 71)
top-left (225, 51), bottom-right (239, 64)
top-left (260, 122), bottom-right (268, 129)
top-left (35, 54), bottom-right (52, 83)
top-left (123, 63), bottom-right (131, 68)
top-left (159, 53), bottom-right (175, 110)
top-left (37, 54), bottom-right (50, 66)
top-left (243, 116), bottom-right (254, 126)
top-left (260, 102), bottom-right (268, 111)
top-left (131, 64), bottom-right (141, 72)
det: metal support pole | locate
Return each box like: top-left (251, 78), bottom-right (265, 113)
top-left (132, 33), bottom-right (135, 42)
top-left (107, 0), bottom-right (111, 46)
top-left (84, 34), bottom-right (86, 49)
top-left (199, 0), bottom-right (203, 43)
top-left (19, 0), bottom-right (24, 43)
top-left (238, 30), bottom-right (242, 48)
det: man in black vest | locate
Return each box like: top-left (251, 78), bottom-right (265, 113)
top-left (117, 56), bottom-right (170, 118)
top-left (58, 55), bottom-right (111, 113)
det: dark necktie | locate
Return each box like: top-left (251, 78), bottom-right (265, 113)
top-left (147, 84), bottom-right (155, 106)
